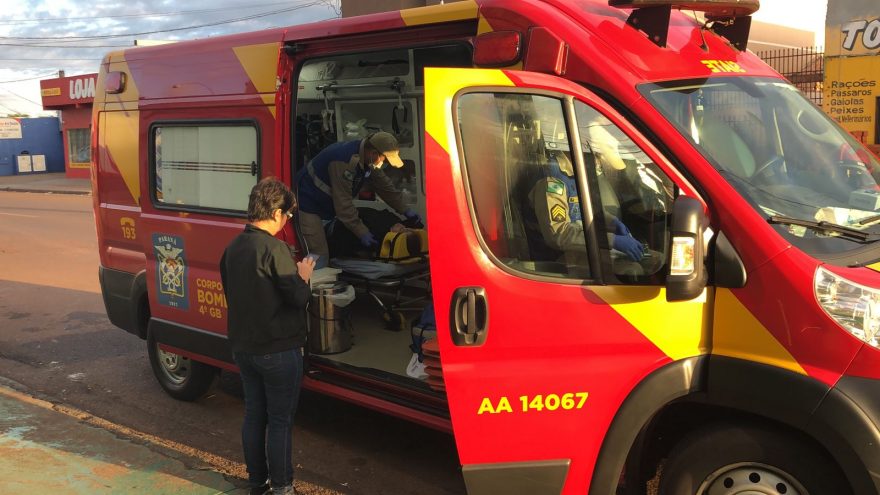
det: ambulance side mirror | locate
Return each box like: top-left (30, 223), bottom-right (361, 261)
top-left (666, 196), bottom-right (708, 302)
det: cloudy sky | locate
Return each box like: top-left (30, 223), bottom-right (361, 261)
top-left (0, 0), bottom-right (341, 116)
top-left (0, 0), bottom-right (827, 117)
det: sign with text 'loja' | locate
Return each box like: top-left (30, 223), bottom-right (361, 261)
top-left (39, 73), bottom-right (98, 109)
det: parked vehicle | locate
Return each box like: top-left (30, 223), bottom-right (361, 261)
top-left (92, 1), bottom-right (880, 493)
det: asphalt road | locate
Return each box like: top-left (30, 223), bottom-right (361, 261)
top-left (0, 191), bottom-right (465, 495)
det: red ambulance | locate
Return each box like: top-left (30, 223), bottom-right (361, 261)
top-left (91, 1), bottom-right (880, 493)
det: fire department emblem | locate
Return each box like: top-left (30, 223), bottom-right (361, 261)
top-left (152, 233), bottom-right (189, 310)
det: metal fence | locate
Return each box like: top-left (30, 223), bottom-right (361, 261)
top-left (755, 46), bottom-right (824, 107)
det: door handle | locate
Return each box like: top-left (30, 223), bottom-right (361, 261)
top-left (450, 287), bottom-right (488, 346)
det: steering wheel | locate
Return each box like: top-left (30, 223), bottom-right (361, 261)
top-left (619, 198), bottom-right (644, 216)
top-left (752, 155), bottom-right (785, 178)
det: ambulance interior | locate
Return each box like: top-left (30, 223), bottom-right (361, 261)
top-left (292, 44), bottom-right (471, 395)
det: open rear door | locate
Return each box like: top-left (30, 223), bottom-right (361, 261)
top-left (424, 67), bottom-right (710, 494)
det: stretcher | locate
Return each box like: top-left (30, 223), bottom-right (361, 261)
top-left (330, 229), bottom-right (431, 331)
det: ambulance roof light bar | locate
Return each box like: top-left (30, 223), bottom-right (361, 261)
top-left (609, 0), bottom-right (759, 49)
top-left (609, 1), bottom-right (759, 18)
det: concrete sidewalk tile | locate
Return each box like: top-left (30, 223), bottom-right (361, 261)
top-left (0, 386), bottom-right (243, 494)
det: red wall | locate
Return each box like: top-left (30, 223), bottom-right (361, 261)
top-left (41, 74), bottom-right (97, 179)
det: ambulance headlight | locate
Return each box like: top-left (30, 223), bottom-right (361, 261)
top-left (815, 267), bottom-right (880, 347)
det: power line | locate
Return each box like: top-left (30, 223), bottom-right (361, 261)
top-left (0, 58), bottom-right (101, 61)
top-left (0, 43), bottom-right (131, 48)
top-left (0, 87), bottom-right (41, 106)
top-left (0, 1), bottom-right (304, 24)
top-left (1, 2), bottom-right (325, 42)
top-left (0, 71), bottom-right (59, 84)
top-left (317, 0), bottom-right (341, 17)
top-left (0, 100), bottom-right (24, 113)
top-left (1, 64), bottom-right (97, 71)
top-left (0, 0), bottom-right (338, 84)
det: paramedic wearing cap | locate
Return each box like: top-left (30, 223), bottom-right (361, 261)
top-left (295, 132), bottom-right (420, 266)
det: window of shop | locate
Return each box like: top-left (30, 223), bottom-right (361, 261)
top-left (67, 128), bottom-right (90, 168)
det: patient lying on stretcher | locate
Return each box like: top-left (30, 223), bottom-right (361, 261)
top-left (326, 207), bottom-right (426, 262)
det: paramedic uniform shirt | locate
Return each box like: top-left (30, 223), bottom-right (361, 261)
top-left (327, 155), bottom-right (407, 239)
top-left (295, 139), bottom-right (361, 219)
top-left (528, 175), bottom-right (589, 266)
top-left (295, 140), bottom-right (407, 238)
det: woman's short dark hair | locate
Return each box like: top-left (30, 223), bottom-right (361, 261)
top-left (247, 177), bottom-right (295, 222)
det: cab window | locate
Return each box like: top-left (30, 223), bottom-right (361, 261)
top-left (457, 92), bottom-right (676, 284)
top-left (458, 92), bottom-right (592, 280)
top-left (575, 102), bottom-right (675, 283)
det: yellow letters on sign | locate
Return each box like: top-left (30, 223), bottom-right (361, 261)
top-left (477, 396), bottom-right (513, 414)
top-left (701, 60), bottom-right (747, 74)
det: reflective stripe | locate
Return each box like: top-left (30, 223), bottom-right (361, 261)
top-left (306, 161), bottom-right (333, 196)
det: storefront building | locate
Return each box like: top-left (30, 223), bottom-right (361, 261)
top-left (0, 117), bottom-right (64, 176)
top-left (39, 73), bottom-right (97, 179)
top-left (825, 0), bottom-right (880, 155)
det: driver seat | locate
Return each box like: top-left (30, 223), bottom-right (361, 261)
top-left (698, 115), bottom-right (756, 179)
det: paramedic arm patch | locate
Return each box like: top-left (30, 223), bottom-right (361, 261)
top-left (550, 204), bottom-right (567, 222)
top-left (547, 180), bottom-right (565, 195)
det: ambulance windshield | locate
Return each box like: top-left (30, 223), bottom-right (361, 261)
top-left (642, 77), bottom-right (880, 255)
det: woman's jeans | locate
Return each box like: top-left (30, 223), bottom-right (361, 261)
top-left (234, 348), bottom-right (304, 488)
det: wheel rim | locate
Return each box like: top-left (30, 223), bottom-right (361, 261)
top-left (156, 344), bottom-right (190, 385)
top-left (698, 462), bottom-right (806, 495)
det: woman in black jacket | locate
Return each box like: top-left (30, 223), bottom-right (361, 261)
top-left (221, 177), bottom-right (316, 495)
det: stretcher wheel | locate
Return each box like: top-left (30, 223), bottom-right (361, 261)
top-left (383, 310), bottom-right (409, 332)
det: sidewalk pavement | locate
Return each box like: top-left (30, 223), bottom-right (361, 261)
top-left (0, 381), bottom-right (247, 494)
top-left (0, 172), bottom-right (91, 195)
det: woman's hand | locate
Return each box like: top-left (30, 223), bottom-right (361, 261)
top-left (297, 256), bottom-right (317, 283)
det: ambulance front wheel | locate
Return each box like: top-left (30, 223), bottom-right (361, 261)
top-left (658, 423), bottom-right (849, 495)
top-left (147, 332), bottom-right (218, 401)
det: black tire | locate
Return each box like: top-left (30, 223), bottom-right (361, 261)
top-left (147, 332), bottom-right (218, 401)
top-left (659, 423), bottom-right (850, 495)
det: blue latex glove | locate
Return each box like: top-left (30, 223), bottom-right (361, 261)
top-left (613, 234), bottom-right (644, 261)
top-left (403, 208), bottom-right (421, 223)
top-left (610, 216), bottom-right (630, 236)
top-left (359, 232), bottom-right (379, 248)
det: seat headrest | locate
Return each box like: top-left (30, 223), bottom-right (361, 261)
top-left (587, 124), bottom-right (626, 171)
top-left (698, 116), bottom-right (756, 178)
top-left (552, 151), bottom-right (574, 176)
